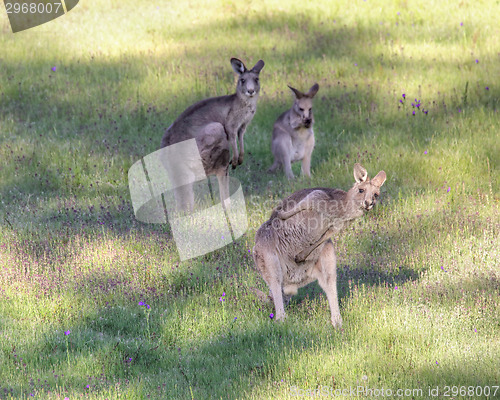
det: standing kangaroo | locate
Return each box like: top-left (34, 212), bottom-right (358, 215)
top-left (161, 58), bottom-right (265, 211)
top-left (253, 164), bottom-right (386, 328)
top-left (268, 83), bottom-right (319, 180)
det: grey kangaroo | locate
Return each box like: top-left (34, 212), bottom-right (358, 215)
top-left (161, 58), bottom-right (264, 211)
top-left (268, 83), bottom-right (319, 180)
top-left (253, 163), bottom-right (386, 328)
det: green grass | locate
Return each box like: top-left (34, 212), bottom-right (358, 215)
top-left (0, 0), bottom-right (499, 398)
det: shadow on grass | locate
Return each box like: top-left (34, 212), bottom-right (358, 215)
top-left (4, 256), bottom-right (497, 399)
top-left (0, 35), bottom-right (497, 238)
top-left (1, 8), bottom-right (497, 153)
top-left (1, 196), bottom-right (496, 398)
top-left (0, 310), bottom-right (336, 399)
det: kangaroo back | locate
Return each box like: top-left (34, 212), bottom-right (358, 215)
top-left (268, 163), bottom-right (386, 260)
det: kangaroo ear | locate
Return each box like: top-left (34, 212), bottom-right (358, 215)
top-left (288, 85), bottom-right (304, 99)
top-left (251, 59), bottom-right (265, 73)
top-left (231, 58), bottom-right (246, 75)
top-left (371, 171), bottom-right (386, 187)
top-left (353, 163), bottom-right (368, 183)
top-left (307, 83), bottom-right (319, 98)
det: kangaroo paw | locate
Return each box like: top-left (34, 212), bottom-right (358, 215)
top-left (276, 211), bottom-right (286, 220)
top-left (294, 254), bottom-right (306, 264)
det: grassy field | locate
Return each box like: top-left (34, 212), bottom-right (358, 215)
top-left (0, 0), bottom-right (499, 398)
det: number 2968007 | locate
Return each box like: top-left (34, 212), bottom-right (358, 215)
top-left (5, 2), bottom-right (63, 14)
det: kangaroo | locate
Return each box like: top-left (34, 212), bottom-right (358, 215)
top-left (268, 83), bottom-right (319, 180)
top-left (253, 163), bottom-right (386, 328)
top-left (161, 58), bottom-right (265, 211)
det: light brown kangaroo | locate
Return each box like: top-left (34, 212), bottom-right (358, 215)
top-left (268, 83), bottom-right (319, 180)
top-left (253, 163), bottom-right (386, 328)
top-left (161, 58), bottom-right (264, 211)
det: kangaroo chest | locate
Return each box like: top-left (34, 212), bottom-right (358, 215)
top-left (226, 101), bottom-right (257, 131)
top-left (290, 127), bottom-right (314, 161)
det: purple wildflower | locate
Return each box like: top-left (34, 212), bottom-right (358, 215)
top-left (424, 150), bottom-right (428, 155)
top-left (64, 330), bottom-right (71, 335)
top-left (402, 93), bottom-right (406, 99)
top-left (51, 66), bottom-right (56, 72)
top-left (447, 187), bottom-right (451, 193)
top-left (138, 301), bottom-right (144, 306)
top-left (269, 313), bottom-right (274, 319)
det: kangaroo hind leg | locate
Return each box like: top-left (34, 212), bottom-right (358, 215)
top-left (312, 240), bottom-right (342, 328)
top-left (253, 246), bottom-right (286, 321)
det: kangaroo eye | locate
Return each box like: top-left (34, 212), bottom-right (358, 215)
top-left (240, 78), bottom-right (246, 84)
top-left (359, 189), bottom-right (365, 193)
top-left (255, 77), bottom-right (259, 83)
top-left (374, 193), bottom-right (379, 198)
top-left (299, 107), bottom-right (304, 112)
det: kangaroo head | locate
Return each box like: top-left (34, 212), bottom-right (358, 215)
top-left (231, 58), bottom-right (265, 99)
top-left (289, 83), bottom-right (319, 128)
top-left (347, 163), bottom-right (386, 213)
